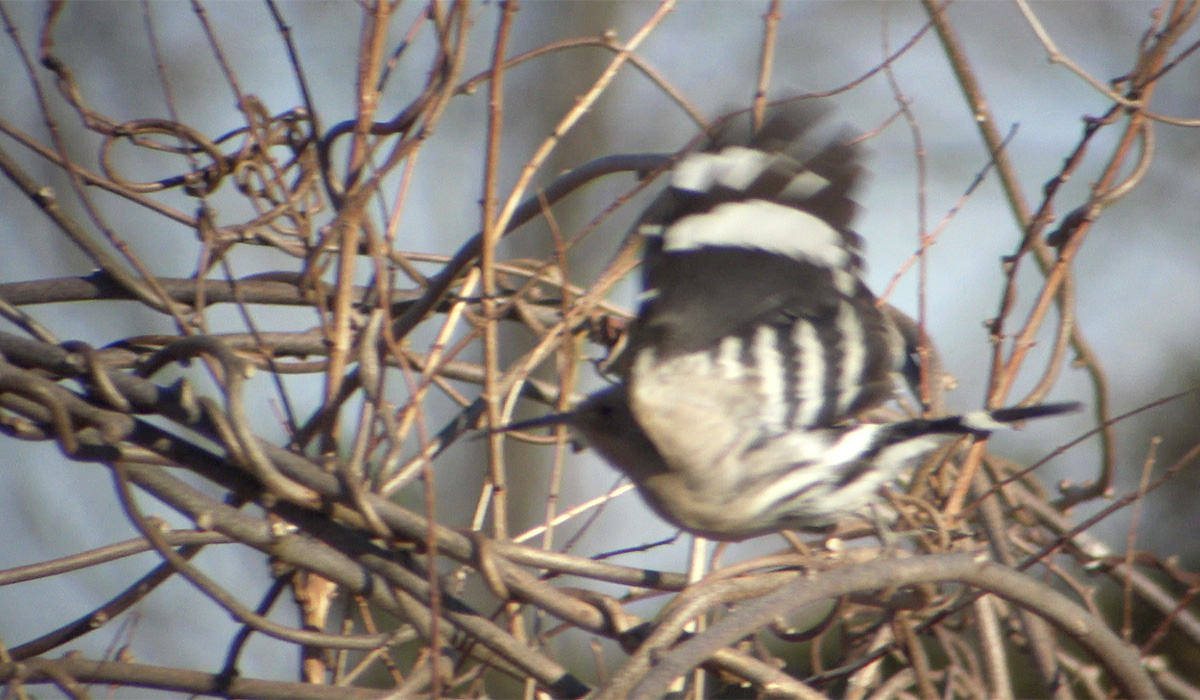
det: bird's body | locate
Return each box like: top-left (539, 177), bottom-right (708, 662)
top-left (509, 105), bottom-right (1079, 541)
top-left (569, 385), bottom-right (912, 540)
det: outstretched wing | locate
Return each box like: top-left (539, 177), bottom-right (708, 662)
top-left (627, 105), bottom-right (907, 438)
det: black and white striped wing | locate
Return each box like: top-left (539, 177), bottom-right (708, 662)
top-left (519, 106), bottom-right (1085, 539)
top-left (627, 106), bottom-right (907, 449)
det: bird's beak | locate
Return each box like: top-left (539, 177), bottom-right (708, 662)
top-left (487, 411), bottom-right (574, 435)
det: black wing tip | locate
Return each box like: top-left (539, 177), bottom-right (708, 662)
top-left (705, 101), bottom-right (847, 156)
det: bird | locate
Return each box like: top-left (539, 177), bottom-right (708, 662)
top-left (503, 104), bottom-right (1080, 541)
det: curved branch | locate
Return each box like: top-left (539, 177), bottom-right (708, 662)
top-left (605, 552), bottom-right (1157, 700)
top-left (0, 656), bottom-right (386, 700)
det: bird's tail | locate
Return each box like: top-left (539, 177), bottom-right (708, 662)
top-left (888, 401), bottom-right (1083, 439)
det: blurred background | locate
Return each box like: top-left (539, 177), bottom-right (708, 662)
top-left (1, 1), bottom-right (1198, 693)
